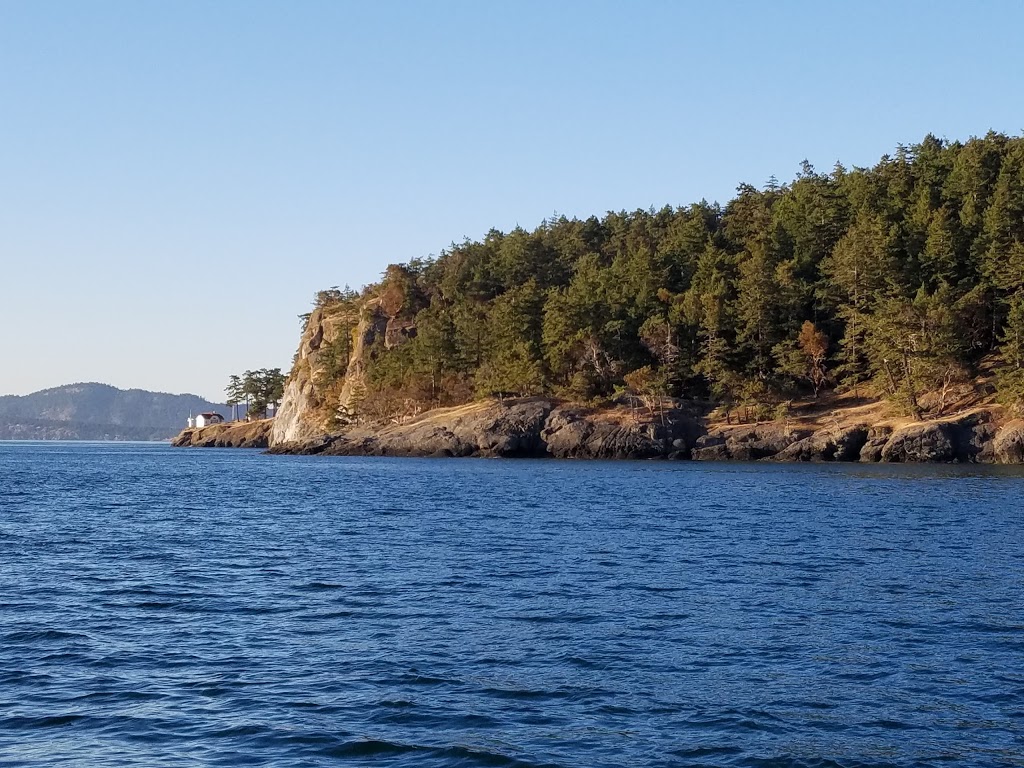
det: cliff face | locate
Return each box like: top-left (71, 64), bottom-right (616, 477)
top-left (271, 306), bottom-right (332, 444)
top-left (271, 287), bottom-right (419, 446)
top-left (272, 300), bottom-right (384, 444)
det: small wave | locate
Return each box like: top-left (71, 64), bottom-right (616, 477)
top-left (833, 671), bottom-right (893, 682)
top-left (741, 757), bottom-right (888, 768)
top-left (297, 581), bottom-right (346, 591)
top-left (398, 672), bottom-right (458, 686)
top-left (379, 699), bottom-right (416, 708)
top-left (70, 690), bottom-right (165, 704)
top-left (300, 609), bottom-right (356, 620)
top-left (479, 685), bottom-right (572, 701)
top-left (670, 744), bottom-right (743, 759)
top-left (431, 744), bottom-right (560, 768)
top-left (862, 718), bottom-right (921, 730)
top-left (0, 713), bottom-right (90, 730)
top-left (318, 737), bottom-right (425, 759)
top-left (959, 620), bottom-right (1024, 634)
top-left (4, 629), bottom-right (89, 643)
top-left (502, 612), bottom-right (598, 624)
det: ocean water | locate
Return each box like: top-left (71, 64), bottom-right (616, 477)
top-left (1, 442), bottom-right (1022, 768)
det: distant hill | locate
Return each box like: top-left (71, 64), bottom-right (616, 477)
top-left (0, 383), bottom-right (229, 441)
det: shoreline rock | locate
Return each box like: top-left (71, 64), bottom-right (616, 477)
top-left (171, 419), bottom-right (273, 448)
top-left (175, 399), bottom-right (1024, 465)
top-left (266, 399), bottom-right (703, 460)
top-left (770, 425), bottom-right (869, 462)
top-left (993, 420), bottom-right (1024, 463)
top-left (264, 398), bottom-right (704, 460)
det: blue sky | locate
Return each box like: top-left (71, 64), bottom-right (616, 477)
top-left (2, 0), bottom-right (1022, 401)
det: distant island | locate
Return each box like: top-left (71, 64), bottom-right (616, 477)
top-left (178, 133), bottom-right (1024, 462)
top-left (0, 383), bottom-right (227, 441)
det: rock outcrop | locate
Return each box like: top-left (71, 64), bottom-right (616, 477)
top-left (272, 303), bottom-right (357, 445)
top-left (180, 392), bottom-right (1024, 464)
top-left (875, 413), bottom-right (995, 463)
top-left (880, 422), bottom-right (958, 462)
top-left (692, 425), bottom-right (812, 461)
top-left (171, 419), bottom-right (273, 448)
top-left (315, 399), bottom-right (552, 458)
top-left (271, 294), bottom-right (418, 446)
top-left (541, 406), bottom-right (702, 460)
top-left (268, 398), bottom-right (704, 460)
top-left (858, 426), bottom-right (894, 462)
top-left (771, 425), bottom-right (870, 462)
top-left (953, 413), bottom-right (997, 463)
top-left (262, 378), bottom-right (1024, 463)
top-left (271, 299), bottom-right (387, 445)
top-left (993, 420), bottom-right (1024, 463)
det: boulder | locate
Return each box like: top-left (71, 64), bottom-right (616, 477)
top-left (692, 443), bottom-right (731, 461)
top-left (310, 399), bottom-right (551, 458)
top-left (690, 424), bottom-right (810, 461)
top-left (880, 422), bottom-right (956, 462)
top-left (694, 434), bottom-right (726, 449)
top-left (540, 412), bottom-right (594, 458)
top-left (731, 426), bottom-right (809, 460)
top-left (871, 413), bottom-right (998, 464)
top-left (859, 426), bottom-right (893, 462)
top-left (993, 420), bottom-right (1024, 464)
top-left (544, 408), bottom-right (664, 459)
top-left (541, 406), bottom-right (703, 460)
top-left (949, 413), bottom-right (996, 463)
top-left (771, 424), bottom-right (869, 462)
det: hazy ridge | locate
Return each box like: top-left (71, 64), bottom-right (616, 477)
top-left (0, 383), bottom-right (227, 441)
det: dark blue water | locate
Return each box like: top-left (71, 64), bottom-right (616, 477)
top-left (1, 442), bottom-right (1023, 767)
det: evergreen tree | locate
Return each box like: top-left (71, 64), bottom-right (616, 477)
top-left (996, 292), bottom-right (1024, 413)
top-left (290, 132), bottom-right (1024, 422)
top-left (225, 375), bottom-right (243, 421)
top-left (735, 243), bottom-right (781, 382)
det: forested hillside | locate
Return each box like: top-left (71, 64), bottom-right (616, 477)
top-left (308, 133), bottom-right (1024, 424)
top-left (0, 383), bottom-right (227, 440)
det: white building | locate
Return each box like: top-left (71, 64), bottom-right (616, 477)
top-left (190, 412), bottom-right (225, 428)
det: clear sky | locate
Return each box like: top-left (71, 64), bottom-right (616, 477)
top-left (2, 1), bottom-right (1022, 401)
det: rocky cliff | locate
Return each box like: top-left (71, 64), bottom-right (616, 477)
top-left (271, 298), bottom-right (400, 445)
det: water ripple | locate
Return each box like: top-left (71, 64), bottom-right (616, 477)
top-left (0, 443), bottom-right (1022, 767)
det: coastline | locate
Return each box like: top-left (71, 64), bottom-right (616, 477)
top-left (171, 418), bottom-right (273, 449)
top-left (172, 398), bottom-right (1024, 464)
